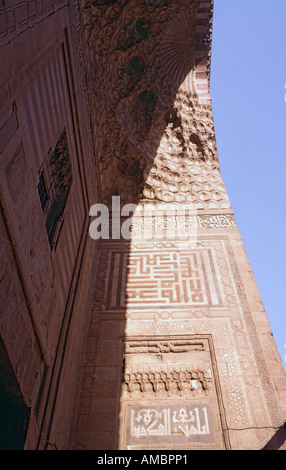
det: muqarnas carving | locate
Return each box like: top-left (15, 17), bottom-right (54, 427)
top-left (122, 338), bottom-right (213, 399)
top-left (81, 0), bottom-right (229, 208)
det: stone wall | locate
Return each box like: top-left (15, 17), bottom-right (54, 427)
top-left (0, 1), bottom-right (99, 449)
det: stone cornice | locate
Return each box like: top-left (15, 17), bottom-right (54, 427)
top-left (194, 0), bottom-right (214, 99)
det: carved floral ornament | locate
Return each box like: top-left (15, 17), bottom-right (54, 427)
top-left (80, 1), bottom-right (229, 208)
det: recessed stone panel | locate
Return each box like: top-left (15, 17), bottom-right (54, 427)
top-left (125, 402), bottom-right (215, 447)
top-left (119, 335), bottom-right (226, 449)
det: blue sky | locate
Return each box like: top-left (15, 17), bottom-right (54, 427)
top-left (210, 0), bottom-right (286, 369)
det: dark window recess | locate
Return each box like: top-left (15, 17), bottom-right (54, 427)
top-left (38, 172), bottom-right (49, 210)
top-left (0, 382), bottom-right (30, 450)
top-left (0, 351), bottom-right (30, 451)
top-left (38, 129), bottom-right (72, 248)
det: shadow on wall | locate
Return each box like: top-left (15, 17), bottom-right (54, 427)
top-left (262, 423), bottom-right (286, 450)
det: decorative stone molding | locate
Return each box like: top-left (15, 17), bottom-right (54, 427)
top-left (122, 338), bottom-right (214, 398)
top-left (0, 0), bottom-right (67, 46)
top-left (123, 366), bottom-right (213, 398)
top-left (129, 213), bottom-right (237, 239)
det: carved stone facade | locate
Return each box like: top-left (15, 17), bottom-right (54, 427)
top-left (68, 0), bottom-right (286, 451)
top-left (0, 0), bottom-right (98, 450)
top-left (80, 0), bottom-right (227, 208)
top-left (69, 225), bottom-right (286, 450)
top-left (0, 0), bottom-right (286, 450)
top-left (122, 338), bottom-right (213, 399)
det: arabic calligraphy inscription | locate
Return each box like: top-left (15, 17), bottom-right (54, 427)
top-left (127, 403), bottom-right (214, 445)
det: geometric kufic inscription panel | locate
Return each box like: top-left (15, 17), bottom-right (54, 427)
top-left (107, 249), bottom-right (222, 311)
